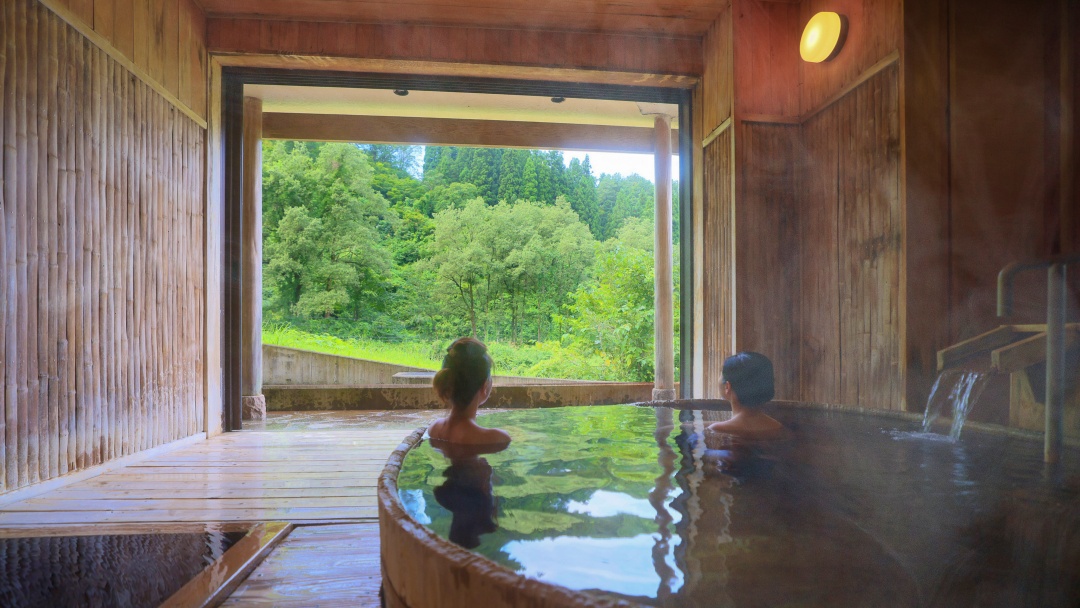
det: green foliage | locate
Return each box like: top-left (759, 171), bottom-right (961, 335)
top-left (559, 238), bottom-right (656, 381)
top-left (263, 142), bottom-right (681, 380)
top-left (262, 142), bottom-right (396, 320)
top-left (422, 198), bottom-right (595, 342)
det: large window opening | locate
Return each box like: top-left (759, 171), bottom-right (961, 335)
top-left (260, 140), bottom-right (681, 384)
top-left (223, 70), bottom-right (693, 429)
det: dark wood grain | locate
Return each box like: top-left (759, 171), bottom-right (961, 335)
top-left (207, 17), bottom-right (703, 77)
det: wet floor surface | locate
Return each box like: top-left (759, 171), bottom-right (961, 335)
top-left (223, 523), bottom-right (382, 608)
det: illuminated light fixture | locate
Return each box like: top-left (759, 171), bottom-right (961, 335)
top-left (800, 12), bottom-right (847, 63)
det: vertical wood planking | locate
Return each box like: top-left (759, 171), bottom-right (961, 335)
top-left (57, 10), bottom-right (72, 474)
top-left (27, 0), bottom-right (41, 485)
top-left (794, 65), bottom-right (901, 409)
top-left (798, 105), bottom-right (840, 404)
top-left (45, 11), bottom-right (60, 478)
top-left (0, 0), bottom-right (206, 494)
top-left (0, 0), bottom-right (8, 491)
top-left (735, 122), bottom-right (800, 399)
top-left (74, 26), bottom-right (86, 471)
top-left (702, 129), bottom-right (734, 398)
top-left (15, 0), bottom-right (30, 487)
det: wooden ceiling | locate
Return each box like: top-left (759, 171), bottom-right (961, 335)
top-left (195, 0), bottom-right (730, 37)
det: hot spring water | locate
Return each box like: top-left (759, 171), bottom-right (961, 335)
top-left (922, 369), bottom-right (992, 439)
top-left (397, 405), bottom-right (1080, 607)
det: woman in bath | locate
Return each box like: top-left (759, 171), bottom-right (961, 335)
top-left (708, 351), bottom-right (785, 438)
top-left (427, 337), bottom-right (511, 446)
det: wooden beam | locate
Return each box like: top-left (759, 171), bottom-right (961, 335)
top-left (262, 113), bottom-right (681, 153)
top-left (991, 324), bottom-right (1080, 373)
top-left (936, 324), bottom-right (1048, 371)
top-left (206, 18), bottom-right (704, 76)
top-left (213, 54), bottom-right (698, 90)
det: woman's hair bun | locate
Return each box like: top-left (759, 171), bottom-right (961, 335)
top-left (433, 337), bottom-right (492, 409)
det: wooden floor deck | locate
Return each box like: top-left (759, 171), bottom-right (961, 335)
top-left (0, 411), bottom-right (439, 604)
top-left (0, 428), bottom-right (412, 526)
top-left (223, 522), bottom-right (383, 607)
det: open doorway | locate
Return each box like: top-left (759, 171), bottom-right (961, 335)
top-left (222, 70), bottom-right (694, 430)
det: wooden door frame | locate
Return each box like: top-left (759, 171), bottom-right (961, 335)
top-left (220, 67), bottom-right (695, 431)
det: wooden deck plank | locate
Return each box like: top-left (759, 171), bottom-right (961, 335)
top-left (87, 473), bottom-right (385, 482)
top-left (223, 523), bottom-right (383, 607)
top-left (0, 506), bottom-right (379, 524)
top-left (44, 487), bottom-right (377, 499)
top-left (5, 496), bottom-right (377, 510)
top-left (75, 478), bottom-right (379, 489)
top-left (0, 427), bottom-right (407, 527)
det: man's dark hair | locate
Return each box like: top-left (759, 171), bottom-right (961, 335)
top-left (722, 352), bottom-right (775, 406)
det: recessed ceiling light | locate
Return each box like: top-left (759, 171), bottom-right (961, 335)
top-left (393, 89), bottom-right (409, 97)
top-left (550, 97), bottom-right (566, 103)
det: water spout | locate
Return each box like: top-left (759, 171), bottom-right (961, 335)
top-left (922, 369), bottom-right (991, 439)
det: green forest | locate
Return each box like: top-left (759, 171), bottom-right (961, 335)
top-left (261, 142), bottom-right (680, 381)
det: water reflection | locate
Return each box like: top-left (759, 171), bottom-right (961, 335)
top-left (503, 533), bottom-right (681, 596)
top-left (398, 406), bottom-right (1080, 607)
top-left (430, 439), bottom-right (509, 549)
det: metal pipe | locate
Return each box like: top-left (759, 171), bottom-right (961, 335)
top-left (1045, 264), bottom-right (1066, 464)
top-left (996, 253), bottom-right (1079, 463)
top-left (997, 252), bottom-right (1080, 317)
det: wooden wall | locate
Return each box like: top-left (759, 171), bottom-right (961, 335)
top-left (205, 18), bottom-right (702, 78)
top-left (698, 0), bottom-right (904, 407)
top-left (701, 7), bottom-right (733, 134)
top-left (902, 0), bottom-right (1080, 409)
top-left (701, 130), bottom-right (734, 398)
top-left (0, 0), bottom-right (206, 494)
top-left (946, 0), bottom-right (1076, 338)
top-left (732, 0), bottom-right (801, 119)
top-left (733, 123), bottom-right (801, 400)
top-left (798, 66), bottom-right (902, 409)
top-left (799, 0), bottom-right (902, 112)
top-left (39, 0), bottom-right (207, 122)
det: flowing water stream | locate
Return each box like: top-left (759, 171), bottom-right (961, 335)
top-left (922, 369), bottom-right (992, 439)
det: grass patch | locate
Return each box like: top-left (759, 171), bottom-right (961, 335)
top-left (260, 323), bottom-right (618, 380)
top-left (262, 324), bottom-right (441, 370)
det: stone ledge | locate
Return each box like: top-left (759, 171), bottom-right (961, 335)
top-left (263, 383), bottom-right (671, 411)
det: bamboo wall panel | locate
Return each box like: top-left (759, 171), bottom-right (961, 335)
top-left (39, 0), bottom-right (207, 121)
top-left (701, 129), bottom-right (734, 398)
top-left (798, 66), bottom-right (901, 409)
top-left (205, 18), bottom-right (703, 77)
top-left (734, 123), bottom-right (800, 399)
top-left (0, 0), bottom-right (205, 495)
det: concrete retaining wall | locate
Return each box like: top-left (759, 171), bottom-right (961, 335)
top-left (263, 345), bottom-right (430, 385)
top-left (263, 344), bottom-right (605, 387)
top-left (263, 382), bottom-right (661, 411)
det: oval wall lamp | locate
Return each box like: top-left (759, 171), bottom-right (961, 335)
top-left (800, 12), bottom-right (848, 63)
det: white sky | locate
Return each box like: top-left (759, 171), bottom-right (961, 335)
top-left (561, 150), bottom-right (679, 184)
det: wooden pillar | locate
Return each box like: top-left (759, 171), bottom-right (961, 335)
top-left (241, 97), bottom-right (265, 421)
top-left (653, 114), bottom-right (676, 400)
